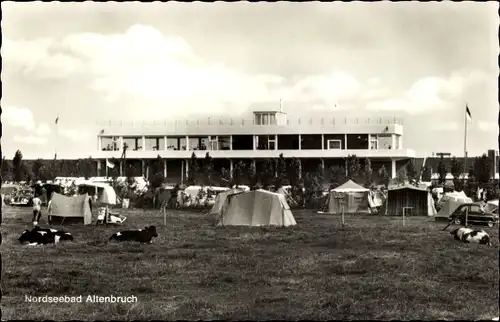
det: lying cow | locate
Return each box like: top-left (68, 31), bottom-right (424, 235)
top-left (450, 227), bottom-right (492, 246)
top-left (109, 226), bottom-right (158, 244)
top-left (19, 227), bottom-right (74, 246)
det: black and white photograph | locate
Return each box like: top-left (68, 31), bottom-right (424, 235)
top-left (1, 1), bottom-right (499, 320)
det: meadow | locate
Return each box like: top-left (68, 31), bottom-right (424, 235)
top-left (1, 205), bottom-right (499, 320)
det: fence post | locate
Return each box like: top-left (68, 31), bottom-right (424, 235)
top-left (465, 207), bottom-right (468, 227)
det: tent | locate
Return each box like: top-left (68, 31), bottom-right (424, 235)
top-left (77, 181), bottom-right (117, 205)
top-left (326, 180), bottom-right (371, 214)
top-left (49, 192), bottom-right (92, 225)
top-left (210, 188), bottom-right (245, 214)
top-left (218, 189), bottom-right (297, 227)
top-left (436, 191), bottom-right (473, 219)
top-left (380, 184), bottom-right (437, 216)
top-left (180, 186), bottom-right (230, 207)
top-left (484, 199), bottom-right (499, 214)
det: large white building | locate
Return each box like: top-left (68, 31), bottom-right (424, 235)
top-left (94, 107), bottom-right (416, 182)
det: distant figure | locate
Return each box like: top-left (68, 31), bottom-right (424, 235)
top-left (32, 194), bottom-right (42, 226)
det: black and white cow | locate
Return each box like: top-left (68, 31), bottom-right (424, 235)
top-left (450, 227), bottom-right (492, 246)
top-left (19, 227), bottom-right (74, 246)
top-left (109, 225), bottom-right (158, 244)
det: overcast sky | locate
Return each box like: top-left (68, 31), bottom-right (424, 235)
top-left (2, 2), bottom-right (498, 159)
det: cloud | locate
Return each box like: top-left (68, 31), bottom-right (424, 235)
top-left (2, 106), bottom-right (36, 131)
top-left (365, 70), bottom-right (488, 114)
top-left (3, 25), bottom-right (365, 116)
top-left (35, 123), bottom-right (51, 136)
top-left (12, 135), bottom-right (47, 145)
top-left (59, 129), bottom-right (90, 142)
top-left (477, 121), bottom-right (497, 133)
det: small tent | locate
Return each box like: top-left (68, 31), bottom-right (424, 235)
top-left (380, 184), bottom-right (437, 216)
top-left (210, 188), bottom-right (245, 214)
top-left (327, 180), bottom-right (371, 214)
top-left (77, 181), bottom-right (117, 205)
top-left (484, 199), bottom-right (499, 214)
top-left (49, 192), bottom-right (92, 225)
top-left (218, 189), bottom-right (297, 227)
top-left (436, 191), bottom-right (473, 219)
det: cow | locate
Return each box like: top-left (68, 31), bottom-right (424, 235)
top-left (19, 227), bottom-right (74, 246)
top-left (450, 227), bottom-right (492, 246)
top-left (109, 225), bottom-right (158, 244)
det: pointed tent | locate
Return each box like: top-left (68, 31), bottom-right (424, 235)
top-left (49, 192), bottom-right (92, 225)
top-left (218, 189), bottom-right (297, 227)
top-left (380, 184), bottom-right (437, 216)
top-left (210, 188), bottom-right (245, 214)
top-left (327, 180), bottom-right (371, 214)
top-left (436, 191), bottom-right (473, 219)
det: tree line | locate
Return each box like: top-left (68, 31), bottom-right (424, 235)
top-left (2, 149), bottom-right (496, 199)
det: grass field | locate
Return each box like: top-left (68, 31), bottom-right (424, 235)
top-left (1, 205), bottom-right (499, 320)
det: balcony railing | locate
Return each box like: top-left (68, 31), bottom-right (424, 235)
top-left (97, 116), bottom-right (404, 128)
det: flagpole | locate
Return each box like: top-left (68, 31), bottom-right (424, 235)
top-left (55, 112), bottom-right (59, 159)
top-left (463, 104), bottom-right (468, 175)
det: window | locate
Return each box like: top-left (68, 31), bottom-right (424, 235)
top-left (270, 114), bottom-right (276, 125)
top-left (209, 136), bottom-right (218, 150)
top-left (262, 114), bottom-right (269, 125)
top-left (255, 114), bottom-right (262, 125)
top-left (218, 136), bottom-right (231, 150)
top-left (370, 136), bottom-right (378, 150)
top-left (470, 205), bottom-right (482, 213)
top-left (269, 136), bottom-right (276, 150)
top-left (327, 139), bottom-right (342, 150)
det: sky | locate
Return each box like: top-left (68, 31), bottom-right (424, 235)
top-left (2, 2), bottom-right (499, 160)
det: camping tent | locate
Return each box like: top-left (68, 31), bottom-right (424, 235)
top-left (210, 188), bottom-right (245, 214)
top-left (77, 181), bottom-right (117, 205)
top-left (484, 199), bottom-right (499, 214)
top-left (380, 184), bottom-right (437, 216)
top-left (218, 189), bottom-right (297, 227)
top-left (436, 191), bottom-right (473, 219)
top-left (49, 192), bottom-right (92, 225)
top-left (326, 180), bottom-right (371, 214)
top-left (180, 186), bottom-right (230, 207)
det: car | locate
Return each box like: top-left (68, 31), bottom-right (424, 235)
top-left (449, 203), bottom-right (499, 227)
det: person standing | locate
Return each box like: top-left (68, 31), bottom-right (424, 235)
top-left (32, 194), bottom-right (42, 226)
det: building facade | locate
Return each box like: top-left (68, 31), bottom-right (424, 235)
top-left (93, 109), bottom-right (416, 183)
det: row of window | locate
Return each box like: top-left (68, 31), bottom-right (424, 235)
top-left (100, 134), bottom-right (400, 152)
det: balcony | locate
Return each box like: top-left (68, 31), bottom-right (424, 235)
top-left (93, 148), bottom-right (416, 160)
top-left (97, 116), bottom-right (405, 136)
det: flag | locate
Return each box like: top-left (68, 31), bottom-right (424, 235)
top-left (466, 105), bottom-right (472, 122)
top-left (106, 159), bottom-right (115, 169)
top-left (55, 116), bottom-right (59, 125)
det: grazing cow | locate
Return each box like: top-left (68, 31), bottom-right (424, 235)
top-left (450, 227), bottom-right (492, 246)
top-left (450, 227), bottom-right (473, 241)
top-left (18, 227), bottom-right (73, 246)
top-left (109, 226), bottom-right (158, 244)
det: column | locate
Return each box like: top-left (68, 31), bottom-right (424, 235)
top-left (185, 136), bottom-right (190, 151)
top-left (163, 159), bottom-right (167, 178)
top-left (141, 159), bottom-right (145, 177)
top-left (298, 159), bottom-right (302, 179)
top-left (344, 134), bottom-right (348, 150)
top-left (119, 161), bottom-right (123, 177)
top-left (391, 159), bottom-right (396, 178)
top-left (368, 134), bottom-right (371, 150)
top-left (164, 136), bottom-right (168, 151)
top-left (229, 159), bottom-right (234, 178)
top-left (253, 135), bottom-right (257, 150)
top-left (275, 135), bottom-right (278, 150)
top-left (298, 134), bottom-right (302, 150)
top-left (229, 135), bottom-right (233, 150)
top-left (321, 134), bottom-right (324, 150)
top-left (391, 135), bottom-right (396, 150)
top-left (185, 158), bottom-right (189, 181)
top-left (97, 137), bottom-right (102, 151)
top-left (120, 136), bottom-right (124, 151)
top-left (142, 136), bottom-right (146, 151)
top-left (97, 160), bottom-right (101, 177)
top-left (320, 158), bottom-right (325, 173)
